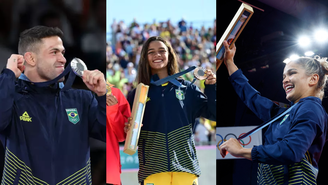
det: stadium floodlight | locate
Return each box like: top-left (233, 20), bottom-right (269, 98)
top-left (283, 58), bottom-right (291, 64)
top-left (290, 54), bottom-right (300, 61)
top-left (298, 36), bottom-right (311, 47)
top-left (304, 51), bottom-right (315, 56)
top-left (314, 29), bottom-right (328, 43)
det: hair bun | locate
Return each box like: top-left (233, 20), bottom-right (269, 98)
top-left (315, 55), bottom-right (328, 75)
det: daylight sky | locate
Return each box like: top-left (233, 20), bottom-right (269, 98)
top-left (107, 0), bottom-right (216, 41)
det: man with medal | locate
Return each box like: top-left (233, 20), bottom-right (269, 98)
top-left (0, 26), bottom-right (105, 184)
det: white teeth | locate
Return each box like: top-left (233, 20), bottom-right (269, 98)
top-left (153, 60), bottom-right (162, 63)
top-left (286, 85), bottom-right (294, 91)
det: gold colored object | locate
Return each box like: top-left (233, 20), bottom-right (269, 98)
top-left (216, 3), bottom-right (254, 71)
top-left (124, 83), bottom-right (149, 155)
top-left (106, 81), bottom-right (114, 95)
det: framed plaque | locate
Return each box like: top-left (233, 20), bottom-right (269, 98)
top-left (123, 83), bottom-right (149, 155)
top-left (216, 3), bottom-right (254, 71)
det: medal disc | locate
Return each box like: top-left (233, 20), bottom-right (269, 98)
top-left (71, 58), bottom-right (87, 77)
top-left (193, 67), bottom-right (207, 80)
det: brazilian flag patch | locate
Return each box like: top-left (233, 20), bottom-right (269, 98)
top-left (175, 89), bottom-right (185, 100)
top-left (66, 108), bottom-right (80, 124)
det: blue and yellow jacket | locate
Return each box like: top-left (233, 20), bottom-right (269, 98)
top-left (230, 69), bottom-right (328, 185)
top-left (127, 75), bottom-right (216, 183)
top-left (0, 69), bottom-right (106, 184)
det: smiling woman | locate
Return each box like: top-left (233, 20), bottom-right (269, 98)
top-left (147, 41), bottom-right (170, 76)
top-left (137, 36), bottom-right (179, 85)
top-left (283, 56), bottom-right (328, 102)
top-left (219, 40), bottom-right (328, 185)
top-left (124, 36), bottom-right (217, 185)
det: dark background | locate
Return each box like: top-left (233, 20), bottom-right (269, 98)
top-left (217, 0), bottom-right (328, 184)
top-left (0, 0), bottom-right (106, 184)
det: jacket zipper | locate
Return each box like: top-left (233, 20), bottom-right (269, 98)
top-left (162, 87), bottom-right (171, 171)
top-left (52, 91), bottom-right (59, 184)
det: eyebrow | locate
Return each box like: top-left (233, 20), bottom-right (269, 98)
top-left (283, 68), bottom-right (297, 76)
top-left (148, 47), bottom-right (166, 51)
top-left (50, 47), bottom-right (65, 53)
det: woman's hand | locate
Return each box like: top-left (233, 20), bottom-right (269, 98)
top-left (223, 41), bottom-right (238, 76)
top-left (124, 117), bottom-right (143, 133)
top-left (223, 41), bottom-right (236, 65)
top-left (219, 138), bottom-right (252, 160)
top-left (124, 117), bottom-right (133, 133)
top-left (205, 69), bottom-right (216, 85)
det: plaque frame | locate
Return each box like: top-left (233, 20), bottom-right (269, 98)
top-left (216, 3), bottom-right (254, 71)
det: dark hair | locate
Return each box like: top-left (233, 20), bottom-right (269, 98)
top-left (18, 26), bottom-right (63, 55)
top-left (136, 36), bottom-right (179, 85)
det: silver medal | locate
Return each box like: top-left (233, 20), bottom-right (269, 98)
top-left (70, 58), bottom-right (87, 77)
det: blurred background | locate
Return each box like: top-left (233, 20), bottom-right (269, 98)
top-left (0, 0), bottom-right (106, 184)
top-left (107, 0), bottom-right (217, 184)
top-left (217, 0), bottom-right (328, 184)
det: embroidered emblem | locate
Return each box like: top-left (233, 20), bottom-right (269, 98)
top-left (146, 183), bottom-right (154, 185)
top-left (146, 97), bottom-right (151, 102)
top-left (66, 108), bottom-right (80, 124)
top-left (20, 111), bottom-right (32, 122)
top-left (280, 114), bottom-right (289, 125)
top-left (175, 89), bottom-right (185, 100)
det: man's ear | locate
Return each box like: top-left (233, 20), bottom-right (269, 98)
top-left (24, 52), bottom-right (36, 66)
top-left (309, 73), bottom-right (319, 87)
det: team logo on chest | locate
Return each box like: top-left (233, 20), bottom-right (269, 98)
top-left (20, 111), bottom-right (32, 122)
top-left (65, 108), bottom-right (80, 124)
top-left (175, 89), bottom-right (185, 100)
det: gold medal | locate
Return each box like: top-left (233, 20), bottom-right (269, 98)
top-left (106, 81), bottom-right (114, 95)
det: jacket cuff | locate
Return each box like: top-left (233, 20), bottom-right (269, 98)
top-left (228, 69), bottom-right (243, 82)
top-left (251, 145), bottom-right (259, 162)
top-left (2, 68), bottom-right (16, 79)
top-left (204, 83), bottom-right (216, 94)
top-left (96, 94), bottom-right (106, 108)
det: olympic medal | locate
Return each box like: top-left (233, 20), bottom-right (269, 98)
top-left (71, 58), bottom-right (87, 77)
top-left (106, 81), bottom-right (114, 95)
top-left (193, 67), bottom-right (208, 80)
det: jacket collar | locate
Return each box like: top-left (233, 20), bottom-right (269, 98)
top-left (18, 73), bottom-right (64, 89)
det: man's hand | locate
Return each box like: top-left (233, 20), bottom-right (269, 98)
top-left (6, 54), bottom-right (25, 78)
top-left (82, 70), bottom-right (106, 96)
